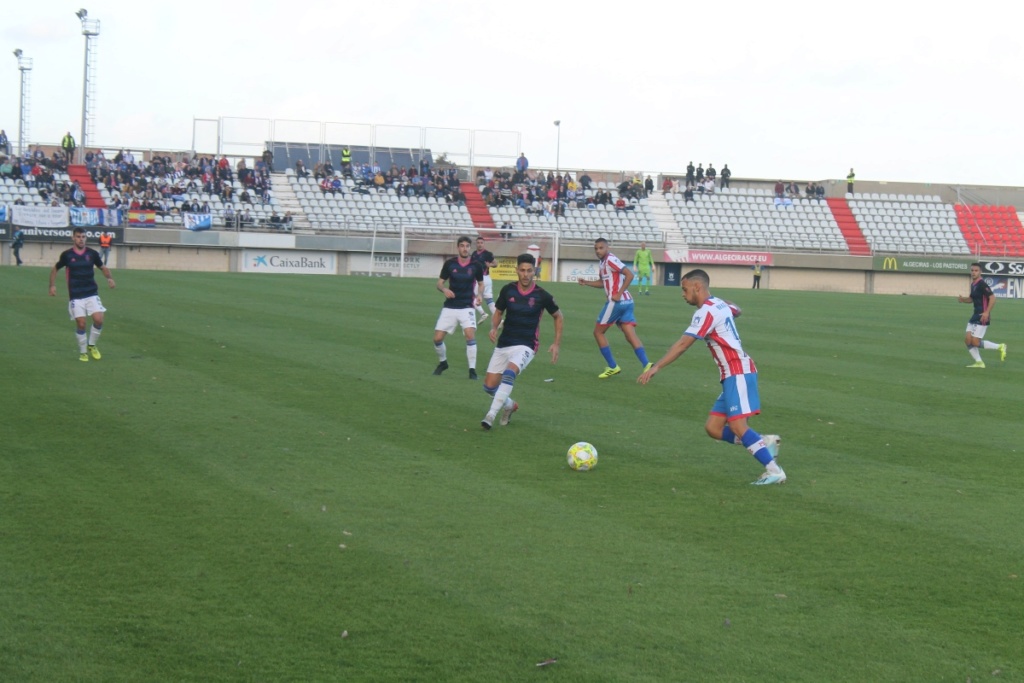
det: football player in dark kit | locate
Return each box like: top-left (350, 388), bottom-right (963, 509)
top-left (480, 253), bottom-right (563, 430)
top-left (49, 227), bottom-right (116, 362)
top-left (958, 262), bottom-right (1006, 368)
top-left (432, 235), bottom-right (484, 379)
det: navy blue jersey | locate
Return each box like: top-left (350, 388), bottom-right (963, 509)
top-left (471, 249), bottom-right (494, 276)
top-left (495, 282), bottom-right (559, 352)
top-left (968, 277), bottom-right (994, 325)
top-left (439, 257), bottom-right (484, 309)
top-left (55, 247), bottom-right (104, 300)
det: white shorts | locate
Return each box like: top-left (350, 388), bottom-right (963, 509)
top-left (966, 323), bottom-right (988, 339)
top-left (68, 295), bottom-right (106, 320)
top-left (435, 307), bottom-right (476, 334)
top-left (476, 275), bottom-right (493, 301)
top-left (486, 345), bottom-right (535, 375)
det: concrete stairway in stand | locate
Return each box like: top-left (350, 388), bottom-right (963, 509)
top-left (270, 173), bottom-right (311, 229)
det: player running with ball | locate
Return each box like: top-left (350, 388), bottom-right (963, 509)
top-left (638, 268), bottom-right (784, 485)
top-left (480, 253), bottom-right (563, 430)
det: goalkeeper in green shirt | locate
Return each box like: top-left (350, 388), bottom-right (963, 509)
top-left (633, 241), bottom-right (655, 295)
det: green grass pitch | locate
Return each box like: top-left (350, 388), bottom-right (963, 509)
top-left (2, 266), bottom-right (1022, 682)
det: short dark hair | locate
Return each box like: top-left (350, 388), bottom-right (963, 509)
top-left (457, 235), bottom-right (472, 246)
top-left (970, 262), bottom-right (981, 269)
top-left (594, 237), bottom-right (609, 246)
top-left (517, 253), bottom-right (536, 266)
top-left (73, 227), bottom-right (86, 235)
top-left (682, 269), bottom-right (710, 286)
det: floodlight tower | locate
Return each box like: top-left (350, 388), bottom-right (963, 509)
top-left (13, 49), bottom-right (32, 158)
top-left (76, 8), bottom-right (100, 160)
top-left (553, 120), bottom-right (561, 178)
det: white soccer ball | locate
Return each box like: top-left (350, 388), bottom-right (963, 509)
top-left (567, 442), bottom-right (599, 471)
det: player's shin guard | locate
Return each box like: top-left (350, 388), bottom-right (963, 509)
top-left (88, 325), bottom-right (102, 346)
top-left (600, 345), bottom-right (616, 367)
top-left (467, 340), bottom-right (477, 369)
top-left (488, 369), bottom-right (516, 415)
top-left (968, 345), bottom-right (982, 362)
top-left (982, 340), bottom-right (1000, 350)
top-left (741, 429), bottom-right (773, 466)
top-left (435, 341), bottom-right (446, 361)
top-left (634, 346), bottom-right (650, 366)
top-left (76, 330), bottom-right (88, 353)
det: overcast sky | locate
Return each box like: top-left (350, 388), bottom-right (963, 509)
top-left (2, 0), bottom-right (1020, 187)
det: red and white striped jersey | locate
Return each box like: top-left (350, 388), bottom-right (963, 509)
top-left (599, 252), bottom-right (634, 302)
top-left (684, 296), bottom-right (756, 380)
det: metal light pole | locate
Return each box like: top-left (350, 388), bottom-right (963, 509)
top-left (76, 8), bottom-right (100, 162)
top-left (553, 120), bottom-right (561, 178)
top-left (13, 49), bottom-right (32, 158)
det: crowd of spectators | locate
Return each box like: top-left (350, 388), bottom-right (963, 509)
top-left (0, 144), bottom-right (82, 207)
top-left (310, 156), bottom-right (466, 207)
top-left (473, 161), bottom-right (652, 219)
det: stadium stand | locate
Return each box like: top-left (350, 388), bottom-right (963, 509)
top-left (955, 204), bottom-right (1024, 257)
top-left (849, 193), bottom-right (971, 255)
top-left (666, 187), bottom-right (848, 252)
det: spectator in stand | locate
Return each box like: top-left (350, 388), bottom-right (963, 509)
top-left (239, 208), bottom-right (253, 226)
top-left (644, 176), bottom-right (654, 197)
top-left (695, 164), bottom-right (704, 184)
top-left (515, 153), bottom-right (529, 181)
top-left (615, 196), bottom-right (629, 212)
top-left (786, 181), bottom-right (800, 199)
top-left (579, 171), bottom-right (592, 191)
top-left (702, 177), bottom-right (716, 194)
top-left (684, 182), bottom-right (695, 202)
top-left (61, 131), bottom-right (77, 163)
top-left (816, 184), bottom-right (826, 200)
top-left (239, 189), bottom-right (252, 204)
top-left (483, 167), bottom-right (494, 183)
top-left (0, 130), bottom-right (9, 156)
top-left (805, 181), bottom-right (816, 199)
top-left (706, 164), bottom-right (716, 183)
top-left (296, 159), bottom-right (309, 178)
top-left (500, 220), bottom-right (513, 241)
top-left (662, 177), bottom-right (674, 194)
top-left (774, 180), bottom-right (785, 198)
top-left (262, 148), bottom-right (274, 172)
top-left (685, 162), bottom-right (695, 186)
top-left (847, 168), bottom-right (855, 194)
top-left (224, 205), bottom-right (236, 226)
top-left (720, 164), bottom-right (731, 188)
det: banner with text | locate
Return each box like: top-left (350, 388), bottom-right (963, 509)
top-left (348, 253), bottom-right (445, 277)
top-left (9, 226), bottom-right (125, 243)
top-left (984, 276), bottom-right (1024, 299)
top-left (12, 205), bottom-right (69, 228)
top-left (242, 249), bottom-right (337, 275)
top-left (873, 255), bottom-right (973, 273)
top-left (559, 260), bottom-right (599, 283)
top-left (69, 207), bottom-right (122, 227)
top-left (664, 249), bottom-right (773, 266)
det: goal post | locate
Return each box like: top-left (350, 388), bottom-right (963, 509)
top-left (397, 224), bottom-right (560, 282)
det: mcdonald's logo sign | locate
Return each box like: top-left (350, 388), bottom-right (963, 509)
top-left (882, 257), bottom-right (899, 271)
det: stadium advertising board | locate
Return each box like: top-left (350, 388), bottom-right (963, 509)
top-left (984, 276), bottom-right (1024, 299)
top-left (978, 260), bottom-right (1024, 277)
top-left (491, 255), bottom-right (550, 282)
top-left (559, 260), bottom-right (598, 283)
top-left (348, 253), bottom-right (444, 277)
top-left (664, 249), bottom-right (774, 266)
top-left (874, 256), bottom-right (972, 273)
top-left (242, 250), bottom-right (337, 275)
top-left (6, 226), bottom-right (125, 243)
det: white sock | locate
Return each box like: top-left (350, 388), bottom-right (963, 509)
top-left (76, 331), bottom-right (87, 353)
top-left (489, 382), bottom-right (514, 415)
top-left (488, 302), bottom-right (496, 315)
top-left (435, 342), bottom-right (446, 361)
top-left (969, 346), bottom-right (982, 361)
top-left (467, 344), bottom-right (477, 369)
top-left (982, 340), bottom-right (1000, 350)
top-left (476, 306), bottom-right (487, 316)
top-left (766, 460), bottom-right (783, 475)
top-left (88, 326), bottom-right (102, 346)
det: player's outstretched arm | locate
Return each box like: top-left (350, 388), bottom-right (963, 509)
top-left (638, 334), bottom-right (697, 384)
